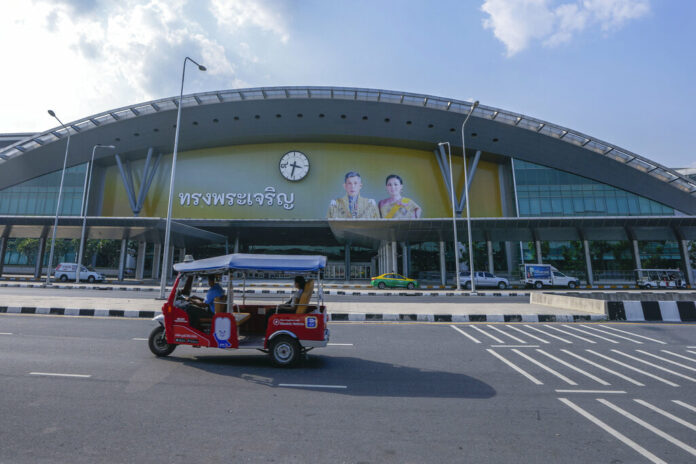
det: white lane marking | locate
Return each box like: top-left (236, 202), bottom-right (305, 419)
top-left (512, 348), bottom-right (577, 385)
top-left (599, 398), bottom-right (696, 458)
top-left (450, 325), bottom-right (480, 344)
top-left (598, 325), bottom-right (666, 344)
top-left (491, 345), bottom-right (539, 348)
top-left (661, 350), bottom-right (696, 364)
top-left (507, 325), bottom-right (549, 344)
top-left (672, 400), bottom-right (696, 414)
top-left (488, 325), bottom-right (526, 343)
top-left (0, 332), bottom-right (13, 335)
top-left (634, 399), bottom-right (696, 432)
top-left (30, 372), bottom-right (91, 378)
top-left (543, 324), bottom-right (596, 343)
top-left (687, 346), bottom-right (696, 349)
top-left (559, 398), bottom-right (667, 464)
top-left (132, 337), bottom-right (148, 341)
top-left (470, 325), bottom-right (504, 344)
top-left (611, 350), bottom-right (696, 383)
top-left (555, 390), bottom-right (625, 394)
top-left (327, 343), bottom-right (354, 346)
top-left (636, 350), bottom-right (696, 373)
top-left (278, 384), bottom-right (347, 389)
top-left (561, 349), bottom-right (645, 386)
top-left (523, 324), bottom-right (572, 344)
top-left (579, 324), bottom-right (643, 344)
top-left (687, 350), bottom-right (696, 356)
top-left (586, 350), bottom-right (679, 387)
top-left (486, 349), bottom-right (543, 385)
top-left (561, 324), bottom-right (620, 344)
top-left (536, 349), bottom-right (610, 385)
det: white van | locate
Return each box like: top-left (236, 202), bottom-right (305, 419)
top-left (522, 264), bottom-right (580, 289)
top-left (54, 263), bottom-right (105, 283)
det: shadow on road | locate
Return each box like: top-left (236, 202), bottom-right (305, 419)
top-left (163, 354), bottom-right (496, 399)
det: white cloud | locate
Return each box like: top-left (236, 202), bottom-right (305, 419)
top-left (481, 0), bottom-right (650, 56)
top-left (0, 0), bottom-right (290, 131)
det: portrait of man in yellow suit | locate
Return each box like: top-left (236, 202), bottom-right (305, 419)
top-left (327, 171), bottom-right (379, 219)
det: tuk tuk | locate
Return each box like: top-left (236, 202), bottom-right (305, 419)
top-left (148, 253), bottom-right (329, 366)
top-left (634, 268), bottom-right (686, 289)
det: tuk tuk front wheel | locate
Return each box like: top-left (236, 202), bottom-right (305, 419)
top-left (270, 335), bottom-right (300, 367)
top-left (148, 325), bottom-right (176, 357)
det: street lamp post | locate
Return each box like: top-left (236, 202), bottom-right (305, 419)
top-left (76, 144), bottom-right (115, 283)
top-left (45, 110), bottom-right (72, 285)
top-left (460, 100), bottom-right (479, 292)
top-left (438, 142), bottom-right (460, 291)
top-left (159, 56), bottom-right (206, 298)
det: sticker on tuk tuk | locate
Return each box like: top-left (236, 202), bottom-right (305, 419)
top-left (214, 317), bottom-right (232, 348)
top-left (305, 316), bottom-right (318, 329)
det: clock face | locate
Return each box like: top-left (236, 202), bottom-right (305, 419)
top-left (279, 151), bottom-right (310, 181)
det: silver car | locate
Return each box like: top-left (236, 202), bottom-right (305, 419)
top-left (459, 271), bottom-right (510, 289)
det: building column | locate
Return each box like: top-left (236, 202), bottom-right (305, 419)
top-left (391, 241), bottom-right (398, 274)
top-left (118, 238), bottom-right (127, 281)
top-left (679, 240), bottom-right (694, 287)
top-left (152, 243), bottom-right (162, 280)
top-left (0, 237), bottom-right (6, 277)
top-left (583, 239), bottom-right (594, 286)
top-left (178, 248), bottom-right (186, 263)
top-left (505, 241), bottom-right (514, 279)
top-left (535, 240), bottom-right (543, 264)
top-left (402, 243), bottom-right (408, 278)
top-left (439, 241), bottom-right (446, 286)
top-left (370, 255), bottom-right (377, 278)
top-left (234, 236), bottom-right (239, 254)
top-left (344, 243), bottom-right (351, 281)
top-left (632, 240), bottom-right (642, 270)
top-left (487, 240), bottom-right (494, 273)
top-left (34, 236), bottom-right (47, 280)
top-left (135, 241), bottom-right (146, 280)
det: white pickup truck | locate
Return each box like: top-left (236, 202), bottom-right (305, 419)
top-left (522, 264), bottom-right (580, 289)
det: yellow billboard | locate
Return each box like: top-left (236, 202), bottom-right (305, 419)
top-left (100, 143), bottom-right (502, 219)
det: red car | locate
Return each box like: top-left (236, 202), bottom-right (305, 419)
top-left (148, 253), bottom-right (329, 367)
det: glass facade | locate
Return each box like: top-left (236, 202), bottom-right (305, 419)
top-left (514, 160), bottom-right (674, 217)
top-left (0, 164), bottom-right (87, 216)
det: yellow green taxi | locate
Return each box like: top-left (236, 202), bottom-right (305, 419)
top-left (370, 273), bottom-right (419, 290)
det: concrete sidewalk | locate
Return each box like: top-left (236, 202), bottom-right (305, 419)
top-left (0, 292), bottom-right (605, 323)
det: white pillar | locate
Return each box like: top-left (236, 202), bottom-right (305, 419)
top-left (118, 238), bottom-right (127, 281)
top-left (680, 240), bottom-right (694, 287)
top-left (152, 243), bottom-right (162, 280)
top-left (632, 240), bottom-right (642, 270)
top-left (135, 241), bottom-right (146, 280)
top-left (439, 241), bottom-right (446, 286)
top-left (234, 236), bottom-right (239, 254)
top-left (402, 243), bottom-right (408, 278)
top-left (178, 248), bottom-right (186, 263)
top-left (391, 241), bottom-right (398, 274)
top-left (535, 241), bottom-right (543, 264)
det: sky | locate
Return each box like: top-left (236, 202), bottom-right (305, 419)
top-left (1, 0), bottom-right (694, 168)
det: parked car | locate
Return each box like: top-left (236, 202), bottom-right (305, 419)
top-left (54, 263), bottom-right (105, 283)
top-left (459, 271), bottom-right (509, 289)
top-left (371, 273), bottom-right (419, 290)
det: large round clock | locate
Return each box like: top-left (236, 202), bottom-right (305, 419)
top-left (279, 151), bottom-right (310, 181)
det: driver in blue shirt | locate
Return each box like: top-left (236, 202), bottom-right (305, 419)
top-left (191, 275), bottom-right (225, 315)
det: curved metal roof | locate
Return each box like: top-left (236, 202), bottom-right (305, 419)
top-left (1, 86), bottom-right (694, 209)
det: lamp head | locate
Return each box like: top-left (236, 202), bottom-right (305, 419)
top-left (198, 65), bottom-right (206, 71)
top-left (472, 100), bottom-right (479, 108)
top-left (48, 110), bottom-right (56, 117)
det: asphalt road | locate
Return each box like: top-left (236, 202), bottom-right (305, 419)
top-left (0, 286), bottom-right (530, 303)
top-left (1, 315), bottom-right (695, 463)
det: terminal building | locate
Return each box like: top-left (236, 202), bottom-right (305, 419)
top-left (0, 86), bottom-right (694, 285)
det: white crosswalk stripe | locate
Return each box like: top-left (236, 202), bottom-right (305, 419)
top-left (672, 400), bottom-right (696, 414)
top-left (506, 325), bottom-right (550, 344)
top-left (469, 325), bottom-right (504, 344)
top-left (543, 324), bottom-right (596, 343)
top-left (449, 324), bottom-right (480, 343)
top-left (610, 350), bottom-right (696, 383)
top-left (586, 350), bottom-right (679, 387)
top-left (636, 350), bottom-right (696, 373)
top-left (561, 324), bottom-right (620, 344)
top-left (523, 324), bottom-right (573, 344)
top-left (486, 349), bottom-right (543, 385)
top-left (598, 325), bottom-right (667, 344)
top-left (661, 350), bottom-right (696, 364)
top-left (560, 349), bottom-right (645, 386)
top-left (512, 349), bottom-right (577, 385)
top-left (535, 349), bottom-right (610, 385)
top-left (598, 399), bottom-right (696, 458)
top-left (634, 399), bottom-right (696, 432)
top-left (488, 325), bottom-right (526, 343)
top-left (578, 324), bottom-right (643, 344)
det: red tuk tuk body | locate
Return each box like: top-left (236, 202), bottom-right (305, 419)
top-left (149, 253), bottom-right (329, 366)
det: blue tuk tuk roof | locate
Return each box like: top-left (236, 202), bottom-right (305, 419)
top-left (173, 253), bottom-right (327, 273)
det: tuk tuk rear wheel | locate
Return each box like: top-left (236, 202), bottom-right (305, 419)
top-left (148, 325), bottom-right (176, 357)
top-left (270, 335), bottom-right (300, 367)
